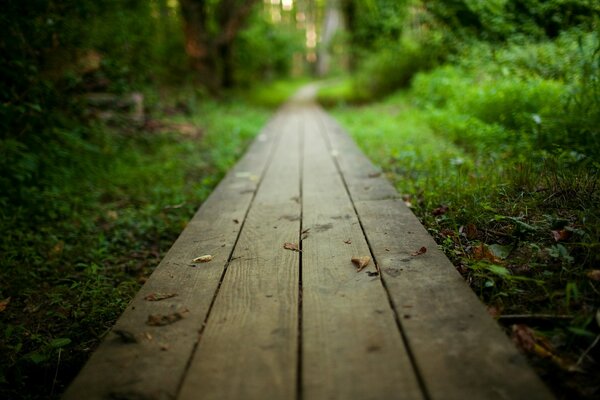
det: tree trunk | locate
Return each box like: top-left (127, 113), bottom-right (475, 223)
top-left (178, 0), bottom-right (259, 92)
top-left (317, 0), bottom-right (344, 77)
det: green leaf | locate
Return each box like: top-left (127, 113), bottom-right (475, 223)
top-left (487, 265), bottom-right (510, 277)
top-left (49, 338), bottom-right (71, 348)
top-left (27, 352), bottom-right (49, 364)
top-left (487, 244), bottom-right (513, 260)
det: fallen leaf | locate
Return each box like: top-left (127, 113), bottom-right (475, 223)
top-left (49, 241), bottom-right (65, 257)
top-left (343, 239), bottom-right (352, 244)
top-left (461, 223), bottom-right (478, 239)
top-left (113, 329), bottom-right (138, 343)
top-left (432, 205), bottom-right (449, 216)
top-left (146, 309), bottom-right (189, 327)
top-left (551, 229), bottom-right (571, 242)
top-left (283, 242), bottom-right (301, 252)
top-left (144, 332), bottom-right (153, 341)
top-left (587, 270), bottom-right (600, 281)
top-left (144, 292), bottom-right (178, 301)
top-left (233, 219), bottom-right (239, 224)
top-left (472, 244), bottom-right (502, 264)
top-left (368, 172), bottom-right (381, 178)
top-left (487, 306), bottom-right (501, 318)
top-left (192, 255), bottom-right (213, 263)
top-left (411, 247), bottom-right (427, 257)
top-left (487, 244), bottom-right (513, 260)
top-left (351, 256), bottom-right (371, 272)
top-left (0, 297), bottom-right (11, 312)
top-left (512, 324), bottom-right (581, 372)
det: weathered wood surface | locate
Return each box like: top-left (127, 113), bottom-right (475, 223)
top-left (64, 88), bottom-right (554, 400)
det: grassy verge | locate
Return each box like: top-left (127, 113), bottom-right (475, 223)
top-left (0, 87), bottom-right (269, 399)
top-left (325, 35), bottom-right (600, 398)
top-left (243, 78), bottom-right (310, 108)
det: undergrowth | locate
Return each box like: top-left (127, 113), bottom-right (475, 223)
top-left (0, 87), bottom-right (269, 399)
top-left (327, 31), bottom-right (600, 400)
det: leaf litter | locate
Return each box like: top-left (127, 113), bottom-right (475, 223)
top-left (511, 324), bottom-right (582, 372)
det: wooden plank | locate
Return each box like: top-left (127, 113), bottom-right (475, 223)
top-left (63, 110), bottom-right (289, 400)
top-left (317, 109), bottom-right (554, 400)
top-left (178, 113), bottom-right (302, 400)
top-left (301, 107), bottom-right (423, 400)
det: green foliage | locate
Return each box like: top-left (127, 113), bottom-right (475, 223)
top-left (423, 0), bottom-right (600, 41)
top-left (0, 89), bottom-right (269, 399)
top-left (234, 13), bottom-right (305, 85)
top-left (353, 33), bottom-right (445, 99)
top-left (244, 78), bottom-right (310, 108)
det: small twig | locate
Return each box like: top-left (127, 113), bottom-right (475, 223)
top-left (50, 348), bottom-right (62, 397)
top-left (498, 314), bottom-right (573, 323)
top-left (577, 334), bottom-right (600, 366)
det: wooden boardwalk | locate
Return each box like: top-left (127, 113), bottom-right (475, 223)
top-left (64, 87), bottom-right (553, 400)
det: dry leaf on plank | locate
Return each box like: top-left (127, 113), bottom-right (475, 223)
top-left (192, 255), bottom-right (213, 263)
top-left (144, 292), bottom-right (177, 301)
top-left (146, 309), bottom-right (189, 327)
top-left (283, 242), bottom-right (301, 252)
top-left (351, 256), bottom-right (371, 272)
top-left (411, 247), bottom-right (427, 257)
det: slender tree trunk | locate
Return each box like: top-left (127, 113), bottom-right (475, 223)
top-left (178, 0), bottom-right (258, 92)
top-left (317, 0), bottom-right (343, 77)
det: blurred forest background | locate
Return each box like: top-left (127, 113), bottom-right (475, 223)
top-left (1, 0), bottom-right (599, 399)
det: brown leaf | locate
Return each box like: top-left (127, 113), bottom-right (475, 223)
top-left (144, 292), bottom-right (178, 302)
top-left (587, 270), bottom-right (600, 281)
top-left (411, 247), bottom-right (427, 257)
top-left (0, 297), bottom-right (10, 312)
top-left (283, 242), bottom-right (301, 252)
top-left (551, 229), bottom-right (571, 242)
top-left (146, 309), bottom-right (189, 327)
top-left (432, 205), bottom-right (449, 216)
top-left (351, 256), bottom-right (371, 272)
top-left (343, 239), bottom-right (352, 244)
top-left (192, 255), bottom-right (213, 263)
top-left (472, 244), bottom-right (502, 264)
top-left (49, 241), bottom-right (65, 257)
top-left (463, 223), bottom-right (478, 240)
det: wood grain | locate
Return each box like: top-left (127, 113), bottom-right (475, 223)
top-left (178, 112), bottom-right (302, 400)
top-left (301, 107), bottom-right (423, 400)
top-left (63, 110), bottom-right (289, 400)
top-left (318, 109), bottom-right (554, 400)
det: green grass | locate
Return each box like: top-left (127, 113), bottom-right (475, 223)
top-left (244, 78), bottom-right (310, 108)
top-left (0, 88), bottom-right (269, 399)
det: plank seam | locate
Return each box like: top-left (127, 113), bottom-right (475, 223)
top-left (314, 107), bottom-right (432, 400)
top-left (175, 111), bottom-right (287, 398)
top-left (296, 111), bottom-right (305, 400)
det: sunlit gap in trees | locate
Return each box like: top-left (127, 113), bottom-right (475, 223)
top-left (264, 0), bottom-right (319, 65)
